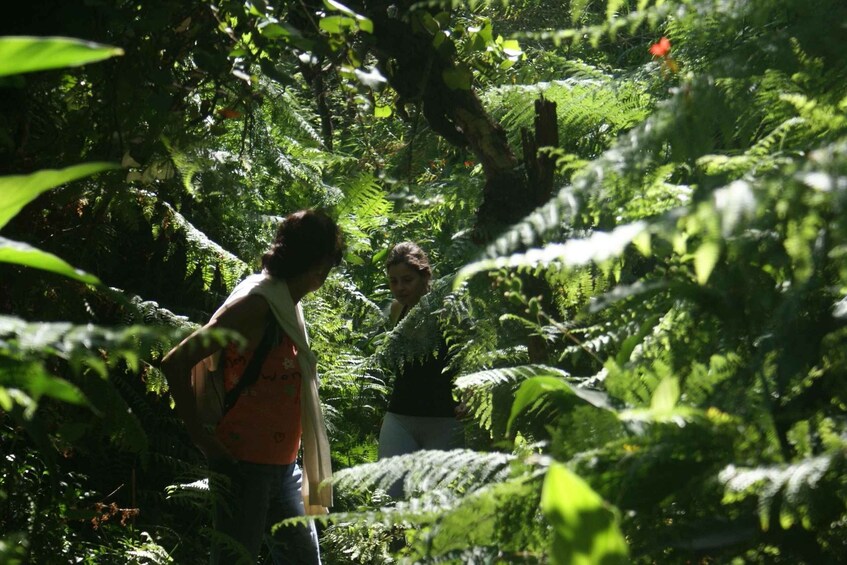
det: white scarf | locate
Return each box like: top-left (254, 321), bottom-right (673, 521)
top-left (210, 272), bottom-right (333, 512)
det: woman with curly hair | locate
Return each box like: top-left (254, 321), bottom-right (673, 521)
top-left (162, 209), bottom-right (344, 564)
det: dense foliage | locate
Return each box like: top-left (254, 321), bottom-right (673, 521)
top-left (2, 0), bottom-right (847, 563)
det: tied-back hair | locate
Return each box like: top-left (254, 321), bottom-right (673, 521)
top-left (262, 209), bottom-right (344, 279)
top-left (385, 241), bottom-right (432, 281)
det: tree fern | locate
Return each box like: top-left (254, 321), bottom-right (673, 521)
top-left (456, 221), bottom-right (647, 284)
top-left (720, 451), bottom-right (844, 531)
top-left (333, 449), bottom-right (515, 498)
top-left (486, 73), bottom-right (652, 158)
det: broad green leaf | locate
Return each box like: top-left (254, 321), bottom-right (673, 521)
top-left (0, 162), bottom-right (118, 228)
top-left (374, 105), bottom-right (392, 118)
top-left (320, 15), bottom-right (355, 34)
top-left (323, 0), bottom-right (357, 16)
top-left (4, 388), bottom-right (37, 418)
top-left (344, 252), bottom-right (365, 266)
top-left (259, 23), bottom-right (291, 39)
top-left (541, 463), bottom-right (629, 565)
top-left (508, 374), bottom-right (610, 435)
top-left (694, 240), bottom-right (720, 284)
top-left (618, 405), bottom-right (706, 426)
top-left (33, 373), bottom-right (87, 404)
top-left (321, 0), bottom-right (372, 33)
top-left (0, 36), bottom-right (123, 77)
top-left (501, 39), bottom-right (522, 57)
top-left (1, 361), bottom-right (88, 410)
top-left (433, 30), bottom-right (449, 49)
top-left (633, 229), bottom-right (652, 256)
top-left (650, 377), bottom-right (680, 411)
top-left (0, 387), bottom-right (13, 411)
top-left (0, 237), bottom-right (101, 285)
top-left (419, 12), bottom-right (441, 35)
top-left (357, 18), bottom-right (374, 34)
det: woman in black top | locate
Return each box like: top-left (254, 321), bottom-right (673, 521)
top-left (377, 242), bottom-right (464, 492)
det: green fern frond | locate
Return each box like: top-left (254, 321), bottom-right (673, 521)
top-left (488, 74), bottom-right (651, 158)
top-left (333, 449), bottom-right (515, 497)
top-left (455, 364), bottom-right (570, 394)
top-left (455, 364), bottom-right (568, 432)
top-left (683, 353), bottom-right (742, 406)
top-left (336, 173), bottom-right (393, 233)
top-left (264, 81), bottom-right (323, 145)
top-left (297, 470), bottom-right (545, 564)
top-left (407, 474), bottom-right (546, 562)
top-left (375, 277), bottom-right (456, 370)
top-left (0, 315), bottom-right (187, 376)
top-left (457, 222), bottom-right (647, 286)
top-left (130, 189), bottom-right (249, 292)
top-left (719, 452), bottom-right (842, 531)
top-left (512, 1), bottom-right (674, 48)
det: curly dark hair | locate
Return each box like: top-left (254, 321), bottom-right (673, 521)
top-left (261, 209), bottom-right (344, 279)
top-left (385, 241), bottom-right (432, 278)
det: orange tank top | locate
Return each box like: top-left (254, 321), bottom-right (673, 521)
top-left (215, 334), bottom-right (302, 465)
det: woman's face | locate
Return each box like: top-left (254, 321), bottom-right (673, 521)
top-left (307, 259), bottom-right (334, 293)
top-left (387, 262), bottom-right (430, 307)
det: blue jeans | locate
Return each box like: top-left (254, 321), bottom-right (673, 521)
top-left (209, 460), bottom-right (321, 565)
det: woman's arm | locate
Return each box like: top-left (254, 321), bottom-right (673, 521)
top-left (161, 294), bottom-right (270, 461)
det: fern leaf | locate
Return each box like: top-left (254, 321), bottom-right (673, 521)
top-left (333, 449), bottom-right (514, 497)
top-left (719, 453), bottom-right (838, 531)
top-left (456, 222), bottom-right (647, 286)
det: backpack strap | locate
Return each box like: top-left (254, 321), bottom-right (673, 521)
top-left (222, 316), bottom-right (281, 415)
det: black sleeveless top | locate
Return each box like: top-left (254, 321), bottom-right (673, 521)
top-left (387, 306), bottom-right (458, 418)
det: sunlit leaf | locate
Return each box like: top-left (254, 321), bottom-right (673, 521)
top-left (456, 222), bottom-right (646, 286)
top-left (0, 237), bottom-right (101, 285)
top-left (321, 0), bottom-right (373, 33)
top-left (374, 105), bottom-right (392, 118)
top-left (0, 36), bottom-right (123, 77)
top-left (259, 23), bottom-right (291, 39)
top-left (0, 162), bottom-right (118, 228)
top-left (541, 463), bottom-right (629, 565)
top-left (323, 0), bottom-right (356, 16)
top-left (650, 377), bottom-right (680, 412)
top-left (694, 241), bottom-right (720, 285)
top-left (320, 15), bottom-right (355, 34)
top-left (501, 39), bottom-right (522, 57)
top-left (357, 18), bottom-right (374, 34)
top-left (0, 387), bottom-right (13, 411)
top-left (508, 374), bottom-right (611, 435)
top-left (0, 365), bottom-right (88, 405)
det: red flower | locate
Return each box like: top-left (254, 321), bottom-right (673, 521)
top-left (649, 37), bottom-right (671, 58)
